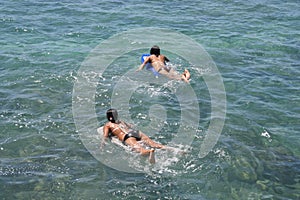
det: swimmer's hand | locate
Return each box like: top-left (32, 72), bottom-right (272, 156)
top-left (136, 64), bottom-right (144, 72)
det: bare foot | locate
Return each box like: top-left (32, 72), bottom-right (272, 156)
top-left (181, 74), bottom-right (189, 83)
top-left (184, 69), bottom-right (191, 80)
top-left (181, 69), bottom-right (191, 83)
top-left (149, 149), bottom-right (155, 164)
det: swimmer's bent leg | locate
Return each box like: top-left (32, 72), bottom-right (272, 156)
top-left (137, 147), bottom-right (156, 164)
top-left (125, 138), bottom-right (156, 163)
top-left (139, 132), bottom-right (165, 149)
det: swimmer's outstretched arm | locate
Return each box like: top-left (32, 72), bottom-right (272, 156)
top-left (136, 56), bottom-right (150, 71)
top-left (100, 124), bottom-right (110, 150)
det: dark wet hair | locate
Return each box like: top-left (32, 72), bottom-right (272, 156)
top-left (150, 45), bottom-right (160, 56)
top-left (106, 108), bottom-right (118, 123)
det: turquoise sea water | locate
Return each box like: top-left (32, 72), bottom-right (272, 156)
top-left (1, 0), bottom-right (299, 199)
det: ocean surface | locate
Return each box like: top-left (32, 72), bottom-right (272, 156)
top-left (1, 0), bottom-right (299, 199)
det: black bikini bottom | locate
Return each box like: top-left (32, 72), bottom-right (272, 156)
top-left (123, 130), bottom-right (141, 142)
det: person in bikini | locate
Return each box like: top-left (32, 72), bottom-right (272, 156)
top-left (136, 45), bottom-right (191, 83)
top-left (102, 108), bottom-right (167, 164)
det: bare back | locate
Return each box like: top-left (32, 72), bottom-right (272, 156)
top-left (148, 55), bottom-right (168, 72)
top-left (103, 121), bottom-right (131, 141)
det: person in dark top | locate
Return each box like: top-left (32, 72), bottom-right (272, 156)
top-left (102, 109), bottom-right (166, 163)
